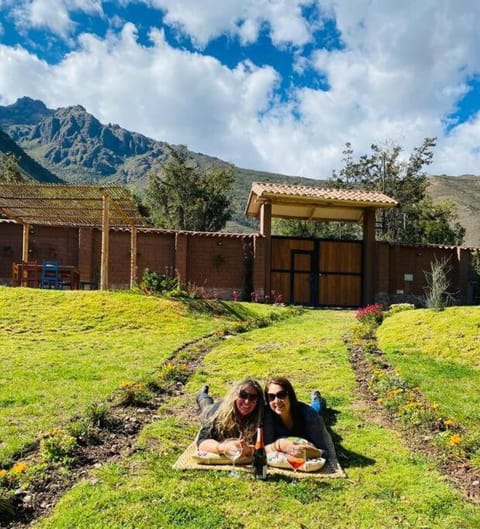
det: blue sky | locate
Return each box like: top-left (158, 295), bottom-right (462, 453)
top-left (1, 0), bottom-right (480, 178)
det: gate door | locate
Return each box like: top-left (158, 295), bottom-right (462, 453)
top-left (317, 240), bottom-right (362, 307)
top-left (291, 250), bottom-right (315, 306)
top-left (271, 237), bottom-right (362, 307)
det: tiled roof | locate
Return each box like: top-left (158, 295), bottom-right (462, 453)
top-left (245, 182), bottom-right (397, 223)
top-left (250, 182), bottom-right (398, 206)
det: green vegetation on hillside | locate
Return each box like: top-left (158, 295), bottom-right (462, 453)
top-left (377, 307), bottom-right (480, 435)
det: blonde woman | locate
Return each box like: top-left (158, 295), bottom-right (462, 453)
top-left (196, 378), bottom-right (264, 458)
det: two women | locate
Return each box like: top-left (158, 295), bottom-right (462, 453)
top-left (195, 375), bottom-right (327, 460)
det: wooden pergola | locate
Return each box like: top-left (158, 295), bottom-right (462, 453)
top-left (0, 183), bottom-right (146, 289)
top-left (245, 182), bottom-right (398, 305)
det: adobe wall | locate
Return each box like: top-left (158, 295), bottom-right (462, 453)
top-left (0, 222), bottom-right (78, 280)
top-left (375, 242), bottom-right (476, 306)
top-left (1, 221), bottom-right (477, 306)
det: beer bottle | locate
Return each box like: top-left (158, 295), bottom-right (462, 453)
top-left (252, 425), bottom-right (267, 480)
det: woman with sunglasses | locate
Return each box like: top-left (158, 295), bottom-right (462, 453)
top-left (264, 376), bottom-right (327, 458)
top-left (195, 377), bottom-right (264, 457)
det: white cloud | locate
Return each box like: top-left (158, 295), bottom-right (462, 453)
top-left (0, 23), bottom-right (278, 169)
top-left (2, 0), bottom-right (480, 179)
top-left (148, 0), bottom-right (316, 48)
top-left (11, 0), bottom-right (103, 39)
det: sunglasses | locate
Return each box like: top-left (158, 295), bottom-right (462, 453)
top-left (238, 390), bottom-right (259, 401)
top-left (267, 389), bottom-right (288, 402)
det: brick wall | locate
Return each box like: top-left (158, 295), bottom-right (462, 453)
top-left (1, 221), bottom-right (478, 306)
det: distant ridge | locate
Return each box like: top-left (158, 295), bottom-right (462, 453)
top-left (0, 97), bottom-right (479, 245)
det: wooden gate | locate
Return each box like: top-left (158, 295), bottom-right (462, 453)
top-left (271, 237), bottom-right (363, 307)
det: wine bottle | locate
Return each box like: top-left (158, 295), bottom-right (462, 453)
top-left (252, 426), bottom-right (267, 480)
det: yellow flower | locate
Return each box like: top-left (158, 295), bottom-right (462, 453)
top-left (449, 434), bottom-right (463, 446)
top-left (12, 462), bottom-right (27, 474)
top-left (376, 398), bottom-right (383, 404)
top-left (0, 469), bottom-right (7, 478)
top-left (443, 419), bottom-right (455, 427)
top-left (431, 403), bottom-right (440, 410)
top-left (119, 381), bottom-right (133, 389)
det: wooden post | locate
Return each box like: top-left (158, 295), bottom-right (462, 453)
top-left (362, 208), bottom-right (376, 305)
top-left (22, 223), bottom-right (30, 262)
top-left (100, 192), bottom-right (110, 290)
top-left (260, 201), bottom-right (272, 301)
top-left (130, 225), bottom-right (137, 289)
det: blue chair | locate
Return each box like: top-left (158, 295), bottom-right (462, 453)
top-left (41, 260), bottom-right (63, 289)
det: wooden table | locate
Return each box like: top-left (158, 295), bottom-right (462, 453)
top-left (12, 262), bottom-right (80, 289)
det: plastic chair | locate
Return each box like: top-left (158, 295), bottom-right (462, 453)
top-left (41, 260), bottom-right (63, 289)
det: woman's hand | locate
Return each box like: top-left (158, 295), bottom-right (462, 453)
top-left (274, 438), bottom-right (314, 457)
top-left (219, 438), bottom-right (252, 457)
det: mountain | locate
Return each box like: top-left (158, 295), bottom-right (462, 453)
top-left (0, 127), bottom-right (63, 183)
top-left (0, 97), bottom-right (479, 245)
top-left (0, 97), bottom-right (319, 229)
top-left (427, 175), bottom-right (480, 247)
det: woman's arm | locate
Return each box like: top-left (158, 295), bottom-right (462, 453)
top-left (198, 438), bottom-right (253, 457)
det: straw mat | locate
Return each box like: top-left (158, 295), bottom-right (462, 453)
top-left (173, 424), bottom-right (345, 479)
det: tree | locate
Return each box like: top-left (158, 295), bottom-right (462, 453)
top-left (272, 218), bottom-right (362, 239)
top-left (330, 138), bottom-right (465, 245)
top-left (145, 146), bottom-right (234, 231)
top-left (0, 152), bottom-right (26, 183)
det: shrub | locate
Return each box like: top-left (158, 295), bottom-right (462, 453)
top-left (40, 428), bottom-right (77, 463)
top-left (423, 258), bottom-right (455, 310)
top-left (356, 303), bottom-right (384, 324)
top-left (141, 268), bottom-right (179, 295)
top-left (156, 362), bottom-right (189, 385)
top-left (116, 381), bottom-right (154, 407)
top-left (85, 401), bottom-right (111, 428)
top-left (384, 303), bottom-right (415, 317)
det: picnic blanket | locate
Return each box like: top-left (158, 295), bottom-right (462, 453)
top-left (173, 422), bottom-right (346, 479)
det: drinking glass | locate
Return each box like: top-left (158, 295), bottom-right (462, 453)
top-left (287, 445), bottom-right (306, 485)
top-left (223, 438), bottom-right (243, 477)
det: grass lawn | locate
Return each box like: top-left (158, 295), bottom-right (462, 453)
top-left (0, 287), bottom-right (284, 465)
top-left (377, 307), bottom-right (480, 437)
top-left (29, 307), bottom-right (479, 529)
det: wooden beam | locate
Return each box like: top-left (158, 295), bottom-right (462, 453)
top-left (22, 223), bottom-right (29, 262)
top-left (100, 193), bottom-right (110, 290)
top-left (362, 208), bottom-right (376, 305)
top-left (130, 226), bottom-right (137, 289)
top-left (260, 201), bottom-right (272, 301)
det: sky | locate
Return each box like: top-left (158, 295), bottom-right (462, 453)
top-left (1, 0), bottom-right (480, 179)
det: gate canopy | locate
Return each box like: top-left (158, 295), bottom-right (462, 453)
top-left (245, 182), bottom-right (397, 223)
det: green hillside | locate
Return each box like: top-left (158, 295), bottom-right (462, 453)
top-left (427, 175), bottom-right (480, 247)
